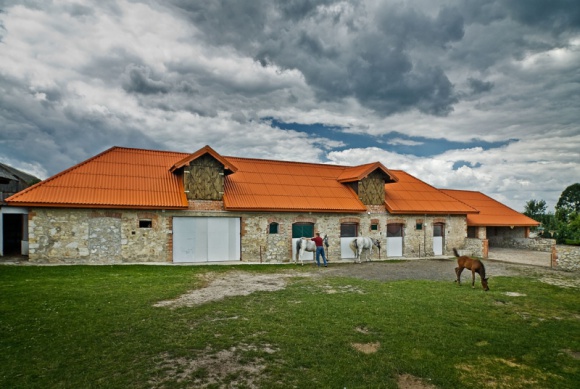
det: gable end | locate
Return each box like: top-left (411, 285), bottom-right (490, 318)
top-left (183, 154), bottom-right (225, 200)
top-left (358, 170), bottom-right (387, 205)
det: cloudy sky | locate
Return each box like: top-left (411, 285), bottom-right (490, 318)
top-left (1, 0), bottom-right (579, 212)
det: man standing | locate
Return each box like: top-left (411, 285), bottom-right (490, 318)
top-left (310, 232), bottom-right (328, 267)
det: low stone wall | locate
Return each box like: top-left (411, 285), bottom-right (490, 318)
top-left (463, 238), bottom-right (485, 257)
top-left (488, 236), bottom-right (555, 252)
top-left (555, 245), bottom-right (580, 272)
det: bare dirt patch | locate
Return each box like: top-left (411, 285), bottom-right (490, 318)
top-left (154, 271), bottom-right (313, 308)
top-left (397, 373), bottom-right (437, 389)
top-left (149, 343), bottom-right (278, 389)
top-left (351, 342), bottom-right (380, 354)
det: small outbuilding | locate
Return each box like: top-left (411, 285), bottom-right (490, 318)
top-left (1, 163), bottom-right (40, 256)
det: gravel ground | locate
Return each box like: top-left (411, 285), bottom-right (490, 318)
top-left (306, 258), bottom-right (577, 284)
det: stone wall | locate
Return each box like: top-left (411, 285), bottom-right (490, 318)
top-left (463, 238), bottom-right (486, 257)
top-left (28, 208), bottom-right (170, 263)
top-left (401, 215), bottom-right (466, 257)
top-left (28, 205), bottom-right (471, 263)
top-left (488, 229), bottom-right (555, 252)
top-left (554, 245), bottom-right (580, 272)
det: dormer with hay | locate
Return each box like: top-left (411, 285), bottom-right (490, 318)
top-left (170, 145), bottom-right (238, 201)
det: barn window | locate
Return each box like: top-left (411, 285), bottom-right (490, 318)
top-left (416, 222), bottom-right (423, 230)
top-left (467, 226), bottom-right (477, 238)
top-left (340, 223), bottom-right (358, 237)
top-left (387, 223), bottom-right (403, 237)
top-left (292, 223), bottom-right (314, 238)
top-left (433, 223), bottom-right (444, 237)
top-left (269, 222), bottom-right (279, 234)
top-left (139, 219), bottom-right (152, 228)
top-left (370, 223), bottom-right (378, 231)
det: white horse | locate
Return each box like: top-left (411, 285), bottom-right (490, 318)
top-left (295, 234), bottom-right (329, 266)
top-left (349, 237), bottom-right (381, 263)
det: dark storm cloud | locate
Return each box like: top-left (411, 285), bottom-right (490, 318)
top-left (165, 0), bottom-right (463, 116)
top-left (467, 78), bottom-right (494, 94)
top-left (503, 0), bottom-right (580, 32)
top-left (122, 65), bottom-right (170, 95)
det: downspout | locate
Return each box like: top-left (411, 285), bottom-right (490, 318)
top-left (423, 213), bottom-right (426, 258)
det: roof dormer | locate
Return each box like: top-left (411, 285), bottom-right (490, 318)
top-left (170, 145), bottom-right (237, 201)
top-left (337, 162), bottom-right (398, 205)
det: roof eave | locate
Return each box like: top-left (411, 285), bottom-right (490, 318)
top-left (5, 202), bottom-right (188, 210)
top-left (224, 206), bottom-right (367, 213)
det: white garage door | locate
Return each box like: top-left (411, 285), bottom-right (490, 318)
top-left (173, 217), bottom-right (240, 263)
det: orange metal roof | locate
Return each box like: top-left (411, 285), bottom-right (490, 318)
top-left (5, 146), bottom-right (537, 225)
top-left (6, 147), bottom-right (189, 209)
top-left (385, 170), bottom-right (479, 215)
top-left (222, 157), bottom-right (367, 213)
top-left (441, 189), bottom-right (540, 227)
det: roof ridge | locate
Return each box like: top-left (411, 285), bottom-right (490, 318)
top-left (224, 155), bottom-right (350, 168)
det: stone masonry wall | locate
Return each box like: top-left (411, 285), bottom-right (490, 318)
top-left (488, 230), bottom-right (555, 252)
top-left (29, 205), bottom-right (472, 263)
top-left (28, 208), bottom-right (170, 263)
top-left (554, 245), bottom-right (580, 272)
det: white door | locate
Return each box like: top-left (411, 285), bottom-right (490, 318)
top-left (340, 237), bottom-right (357, 259)
top-left (386, 223), bottom-right (403, 257)
top-left (386, 237), bottom-right (403, 257)
top-left (173, 217), bottom-right (240, 263)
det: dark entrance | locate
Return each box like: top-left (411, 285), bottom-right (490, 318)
top-left (3, 213), bottom-right (23, 255)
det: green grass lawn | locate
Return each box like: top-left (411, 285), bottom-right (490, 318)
top-left (1, 264), bottom-right (579, 388)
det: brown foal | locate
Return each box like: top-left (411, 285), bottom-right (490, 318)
top-left (453, 248), bottom-right (489, 291)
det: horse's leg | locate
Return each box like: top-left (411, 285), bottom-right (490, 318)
top-left (455, 266), bottom-right (463, 285)
top-left (294, 242), bottom-right (299, 264)
top-left (471, 269), bottom-right (476, 288)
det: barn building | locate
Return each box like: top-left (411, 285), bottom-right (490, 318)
top-left (4, 145), bottom-right (539, 263)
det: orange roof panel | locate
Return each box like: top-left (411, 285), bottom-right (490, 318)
top-left (222, 157), bottom-right (366, 213)
top-left (441, 189), bottom-right (540, 227)
top-left (385, 170), bottom-right (478, 214)
top-left (7, 147), bottom-right (189, 209)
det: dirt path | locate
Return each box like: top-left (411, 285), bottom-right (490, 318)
top-left (155, 259), bottom-right (579, 308)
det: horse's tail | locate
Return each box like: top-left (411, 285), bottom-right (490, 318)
top-left (453, 248), bottom-right (460, 257)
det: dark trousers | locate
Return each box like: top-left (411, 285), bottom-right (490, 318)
top-left (315, 246), bottom-right (327, 266)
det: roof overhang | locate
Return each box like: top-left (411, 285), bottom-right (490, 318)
top-left (337, 162), bottom-right (398, 184)
top-left (7, 202), bottom-right (188, 210)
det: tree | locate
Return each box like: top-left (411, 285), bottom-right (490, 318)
top-left (524, 199), bottom-right (547, 220)
top-left (555, 183), bottom-right (580, 223)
